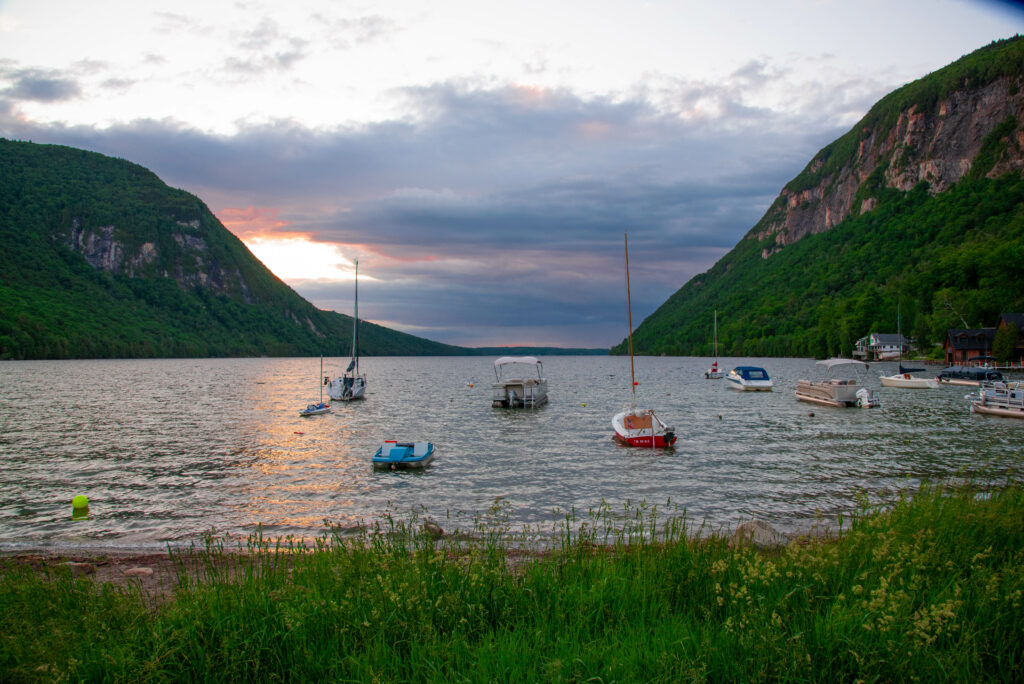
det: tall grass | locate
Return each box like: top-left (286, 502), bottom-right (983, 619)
top-left (2, 482), bottom-right (1023, 681)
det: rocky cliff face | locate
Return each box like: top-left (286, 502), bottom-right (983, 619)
top-left (753, 75), bottom-right (1024, 257)
top-left (66, 217), bottom-right (253, 302)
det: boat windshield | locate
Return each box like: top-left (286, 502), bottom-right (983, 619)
top-left (739, 368), bottom-right (768, 380)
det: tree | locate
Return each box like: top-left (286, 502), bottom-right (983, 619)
top-left (993, 323), bottom-right (1019, 363)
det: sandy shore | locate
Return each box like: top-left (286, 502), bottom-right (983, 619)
top-left (1, 550), bottom-right (188, 601)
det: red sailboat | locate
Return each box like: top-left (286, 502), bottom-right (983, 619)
top-left (612, 232), bottom-right (677, 448)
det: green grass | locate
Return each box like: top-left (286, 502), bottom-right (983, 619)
top-left (2, 483), bottom-right (1023, 682)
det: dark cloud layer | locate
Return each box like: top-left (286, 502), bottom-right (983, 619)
top-left (0, 74), bottom-right (877, 346)
top-left (0, 64), bottom-right (81, 102)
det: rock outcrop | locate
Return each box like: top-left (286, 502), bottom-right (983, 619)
top-left (66, 216), bottom-right (255, 302)
top-left (752, 74), bottom-right (1024, 255)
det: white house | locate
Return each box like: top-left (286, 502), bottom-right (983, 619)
top-left (854, 333), bottom-right (909, 360)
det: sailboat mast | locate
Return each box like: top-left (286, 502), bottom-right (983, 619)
top-left (625, 232), bottom-right (636, 408)
top-left (714, 309), bottom-right (718, 361)
top-left (320, 355), bottom-right (323, 403)
top-left (353, 260), bottom-right (359, 376)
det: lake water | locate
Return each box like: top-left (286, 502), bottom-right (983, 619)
top-left (1, 356), bottom-right (1021, 552)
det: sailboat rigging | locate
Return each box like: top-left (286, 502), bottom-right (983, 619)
top-left (880, 297), bottom-right (937, 389)
top-left (705, 309), bottom-right (723, 379)
top-left (300, 356), bottom-right (332, 416)
top-left (326, 260), bottom-right (368, 401)
top-left (612, 232), bottom-right (677, 448)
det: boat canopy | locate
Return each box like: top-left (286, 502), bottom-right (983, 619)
top-left (493, 356), bottom-right (541, 367)
top-left (734, 366), bottom-right (769, 380)
top-left (493, 356), bottom-right (544, 381)
top-left (816, 358), bottom-right (868, 370)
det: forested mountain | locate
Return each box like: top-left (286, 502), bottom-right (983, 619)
top-left (615, 35), bottom-right (1024, 358)
top-left (0, 139), bottom-right (467, 359)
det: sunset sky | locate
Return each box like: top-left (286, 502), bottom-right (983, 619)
top-left (2, 1), bottom-right (1022, 347)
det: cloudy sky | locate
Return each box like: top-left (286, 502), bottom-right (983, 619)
top-left (2, 1), bottom-right (1022, 348)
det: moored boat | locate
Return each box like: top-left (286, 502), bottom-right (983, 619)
top-left (491, 356), bottom-right (548, 408)
top-left (971, 381), bottom-right (1024, 419)
top-left (880, 372), bottom-right (939, 389)
top-left (372, 441), bottom-right (436, 469)
top-left (326, 260), bottom-right (367, 402)
top-left (705, 310), bottom-right (724, 379)
top-left (795, 358), bottom-right (879, 408)
top-left (612, 409), bottom-right (676, 448)
top-left (879, 300), bottom-right (936, 388)
top-left (726, 366), bottom-right (774, 391)
top-left (299, 357), bottom-right (332, 416)
top-left (612, 232), bottom-right (677, 448)
top-left (938, 365), bottom-right (1003, 386)
top-left (299, 402), bottom-right (332, 416)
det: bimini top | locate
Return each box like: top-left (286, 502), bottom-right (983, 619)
top-left (733, 366), bottom-right (770, 380)
top-left (493, 356), bottom-right (541, 367)
top-left (816, 358), bottom-right (868, 370)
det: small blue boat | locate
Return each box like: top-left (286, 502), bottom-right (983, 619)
top-left (299, 401), bottom-right (332, 416)
top-left (372, 441), bottom-right (435, 469)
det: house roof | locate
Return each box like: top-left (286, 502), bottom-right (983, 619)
top-left (869, 333), bottom-right (907, 346)
top-left (945, 328), bottom-right (997, 350)
top-left (1000, 313), bottom-right (1024, 329)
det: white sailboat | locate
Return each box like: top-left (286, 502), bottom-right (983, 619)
top-left (705, 309), bottom-right (723, 379)
top-left (326, 260), bottom-right (367, 402)
top-left (880, 300), bottom-right (937, 389)
top-left (612, 232), bottom-right (677, 448)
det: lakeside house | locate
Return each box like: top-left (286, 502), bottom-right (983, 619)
top-left (943, 313), bottom-right (1024, 365)
top-left (853, 333), bottom-right (910, 361)
top-left (944, 328), bottom-right (996, 364)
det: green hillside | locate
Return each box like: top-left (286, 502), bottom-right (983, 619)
top-left (615, 37), bottom-right (1024, 358)
top-left (618, 176), bottom-right (1024, 357)
top-left (0, 139), bottom-right (466, 359)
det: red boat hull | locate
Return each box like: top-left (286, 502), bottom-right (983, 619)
top-left (616, 433), bottom-right (676, 448)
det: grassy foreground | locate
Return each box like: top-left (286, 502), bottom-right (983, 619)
top-left (2, 484), bottom-right (1023, 682)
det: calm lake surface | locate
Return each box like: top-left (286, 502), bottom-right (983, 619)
top-left (1, 356), bottom-right (1021, 552)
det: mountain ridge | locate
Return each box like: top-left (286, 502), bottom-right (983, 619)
top-left (0, 139), bottom-right (468, 359)
top-left (615, 35), bottom-right (1024, 358)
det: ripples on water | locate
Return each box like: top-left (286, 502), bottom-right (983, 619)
top-left (0, 356), bottom-right (1021, 551)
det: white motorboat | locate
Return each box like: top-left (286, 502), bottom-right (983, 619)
top-left (326, 260), bottom-right (367, 402)
top-left (491, 356), bottom-right (548, 408)
top-left (879, 300), bottom-right (936, 388)
top-left (726, 366), bottom-right (774, 391)
top-left (971, 381), bottom-right (1024, 419)
top-left (795, 358), bottom-right (879, 408)
top-left (705, 310), bottom-right (723, 379)
top-left (612, 232), bottom-right (676, 448)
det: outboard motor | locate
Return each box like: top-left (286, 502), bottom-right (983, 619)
top-left (855, 388), bottom-right (879, 408)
